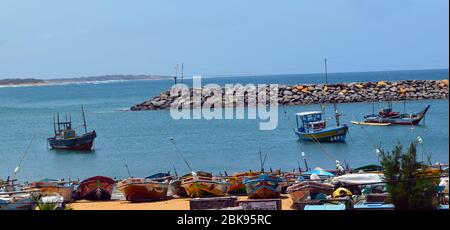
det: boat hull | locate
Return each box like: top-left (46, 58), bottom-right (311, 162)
top-left (118, 178), bottom-right (169, 202)
top-left (364, 105), bottom-right (430, 125)
top-left (226, 172), bottom-right (260, 195)
top-left (48, 132), bottom-right (96, 151)
top-left (181, 181), bottom-right (228, 198)
top-left (244, 174), bottom-right (282, 199)
top-left (73, 176), bottom-right (115, 201)
top-left (24, 183), bottom-right (74, 202)
top-left (287, 181), bottom-right (335, 203)
top-left (0, 195), bottom-right (36, 210)
top-left (295, 126), bottom-right (348, 142)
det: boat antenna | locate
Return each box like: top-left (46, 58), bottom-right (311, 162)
top-left (344, 159), bottom-right (350, 171)
top-left (259, 149), bottom-right (267, 173)
top-left (125, 164), bottom-right (132, 178)
top-left (172, 165), bottom-right (178, 177)
top-left (81, 105), bottom-right (88, 134)
top-left (169, 137), bottom-right (193, 172)
top-left (297, 160), bottom-right (302, 174)
top-left (324, 58), bottom-right (328, 84)
top-left (11, 133), bottom-right (37, 181)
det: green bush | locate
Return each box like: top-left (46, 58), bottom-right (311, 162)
top-left (380, 142), bottom-right (439, 210)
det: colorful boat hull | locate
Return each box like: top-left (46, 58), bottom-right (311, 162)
top-left (243, 174), bottom-right (282, 199)
top-left (117, 178), bottom-right (169, 202)
top-left (295, 126), bottom-right (348, 142)
top-left (48, 131), bottom-right (96, 151)
top-left (226, 172), bottom-right (260, 195)
top-left (73, 176), bottom-right (115, 201)
top-left (181, 181), bottom-right (228, 198)
top-left (181, 172), bottom-right (228, 198)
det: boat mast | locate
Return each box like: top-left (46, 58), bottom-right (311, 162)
top-left (57, 113), bottom-right (61, 133)
top-left (81, 105), bottom-right (88, 134)
top-left (333, 103), bottom-right (341, 127)
top-left (53, 116), bottom-right (57, 135)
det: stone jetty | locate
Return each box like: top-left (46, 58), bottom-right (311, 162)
top-left (130, 79), bottom-right (449, 111)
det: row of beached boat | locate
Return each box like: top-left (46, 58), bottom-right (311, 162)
top-left (2, 162), bottom-right (448, 210)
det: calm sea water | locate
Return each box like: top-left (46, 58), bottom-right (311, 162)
top-left (0, 69), bottom-right (448, 182)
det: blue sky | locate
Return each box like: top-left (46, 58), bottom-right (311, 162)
top-left (0, 0), bottom-right (448, 79)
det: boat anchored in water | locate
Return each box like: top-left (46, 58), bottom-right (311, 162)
top-left (294, 107), bottom-right (349, 142)
top-left (47, 106), bottom-right (97, 151)
top-left (363, 102), bottom-right (430, 125)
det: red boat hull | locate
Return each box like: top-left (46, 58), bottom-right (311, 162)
top-left (73, 176), bottom-right (115, 201)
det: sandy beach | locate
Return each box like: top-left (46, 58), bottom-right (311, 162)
top-left (70, 195), bottom-right (294, 210)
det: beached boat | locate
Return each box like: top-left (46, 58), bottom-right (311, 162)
top-left (22, 178), bottom-right (74, 202)
top-left (302, 167), bottom-right (336, 180)
top-left (363, 104), bottom-right (430, 125)
top-left (47, 106), bottom-right (96, 151)
top-left (226, 172), bottom-right (260, 195)
top-left (243, 174), bottom-right (282, 199)
top-left (73, 176), bottom-right (115, 201)
top-left (0, 192), bottom-right (36, 210)
top-left (117, 178), bottom-right (170, 202)
top-left (294, 111), bottom-right (348, 142)
top-left (287, 181), bottom-right (335, 203)
top-left (181, 171), bottom-right (228, 198)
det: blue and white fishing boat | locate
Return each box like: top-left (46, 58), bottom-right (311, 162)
top-left (294, 109), bottom-right (348, 143)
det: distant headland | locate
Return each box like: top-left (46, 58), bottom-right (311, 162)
top-left (0, 75), bottom-right (170, 87)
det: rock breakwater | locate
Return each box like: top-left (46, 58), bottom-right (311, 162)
top-left (130, 79), bottom-right (449, 111)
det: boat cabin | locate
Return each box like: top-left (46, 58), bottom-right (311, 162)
top-left (296, 111), bottom-right (327, 133)
top-left (54, 121), bottom-right (77, 139)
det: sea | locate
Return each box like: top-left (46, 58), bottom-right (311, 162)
top-left (0, 69), bottom-right (448, 182)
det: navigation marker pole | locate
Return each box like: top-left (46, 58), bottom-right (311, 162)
top-left (324, 58), bottom-right (328, 84)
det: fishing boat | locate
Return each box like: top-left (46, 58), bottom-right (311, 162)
top-left (47, 106), bottom-right (96, 151)
top-left (243, 174), bottom-right (282, 199)
top-left (180, 171), bottom-right (228, 198)
top-left (363, 103), bottom-right (430, 125)
top-left (72, 176), bottom-right (115, 201)
top-left (0, 192), bottom-right (36, 210)
top-left (117, 177), bottom-right (170, 202)
top-left (22, 178), bottom-right (74, 202)
top-left (226, 172), bottom-right (260, 195)
top-left (294, 109), bottom-right (349, 143)
top-left (287, 181), bottom-right (335, 203)
top-left (302, 167), bottom-right (336, 180)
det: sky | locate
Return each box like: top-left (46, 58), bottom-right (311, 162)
top-left (0, 0), bottom-right (448, 79)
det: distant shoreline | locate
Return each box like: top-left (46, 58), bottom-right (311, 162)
top-left (0, 75), bottom-right (171, 88)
